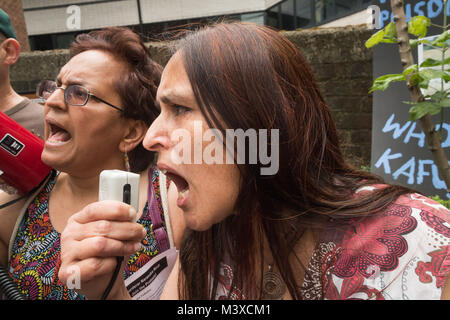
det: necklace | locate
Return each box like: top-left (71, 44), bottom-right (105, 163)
top-left (261, 264), bottom-right (286, 299)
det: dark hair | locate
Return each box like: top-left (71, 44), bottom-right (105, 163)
top-left (69, 27), bottom-right (162, 172)
top-left (175, 22), bottom-right (414, 299)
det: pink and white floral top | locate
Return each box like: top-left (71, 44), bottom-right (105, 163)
top-left (215, 187), bottom-right (450, 300)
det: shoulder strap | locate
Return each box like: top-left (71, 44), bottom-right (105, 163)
top-left (8, 173), bottom-right (52, 258)
top-left (147, 168), bottom-right (172, 253)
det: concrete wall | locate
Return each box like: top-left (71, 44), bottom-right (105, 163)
top-left (10, 25), bottom-right (373, 168)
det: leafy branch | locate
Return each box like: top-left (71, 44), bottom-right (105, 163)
top-left (367, 16), bottom-right (450, 123)
top-left (365, 0), bottom-right (450, 192)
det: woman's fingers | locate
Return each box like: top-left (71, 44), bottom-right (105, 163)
top-left (62, 236), bottom-right (142, 261)
top-left (59, 256), bottom-right (118, 284)
top-left (64, 219), bottom-right (146, 242)
top-left (71, 200), bottom-right (137, 224)
top-left (58, 200), bottom-right (145, 299)
top-left (60, 200), bottom-right (146, 263)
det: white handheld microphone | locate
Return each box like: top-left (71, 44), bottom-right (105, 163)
top-left (99, 169), bottom-right (140, 216)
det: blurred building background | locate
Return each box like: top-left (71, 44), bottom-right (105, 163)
top-left (20, 0), bottom-right (373, 51)
top-left (0, 0), bottom-right (30, 51)
top-left (4, 0), bottom-right (376, 169)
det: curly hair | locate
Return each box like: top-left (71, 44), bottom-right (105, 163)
top-left (69, 27), bottom-right (162, 172)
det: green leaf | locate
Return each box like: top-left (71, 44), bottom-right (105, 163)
top-left (385, 22), bottom-right (397, 38)
top-left (444, 73), bottom-right (450, 82)
top-left (420, 58), bottom-right (445, 68)
top-left (409, 101), bottom-right (442, 120)
top-left (410, 39), bottom-right (420, 48)
top-left (418, 69), bottom-right (448, 81)
top-left (430, 90), bottom-right (448, 101)
top-left (410, 73), bottom-right (429, 88)
top-left (365, 22), bottom-right (398, 48)
top-left (408, 16), bottom-right (431, 38)
top-left (410, 38), bottom-right (434, 48)
top-left (431, 30), bottom-right (450, 47)
top-left (403, 64), bottom-right (418, 76)
top-left (370, 74), bottom-right (406, 93)
top-left (440, 98), bottom-right (450, 107)
top-left (365, 29), bottom-right (385, 48)
top-left (381, 38), bottom-right (398, 44)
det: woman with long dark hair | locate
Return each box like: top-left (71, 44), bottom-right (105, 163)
top-left (59, 22), bottom-right (449, 300)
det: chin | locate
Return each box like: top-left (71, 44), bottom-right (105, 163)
top-left (184, 215), bottom-right (212, 232)
top-left (185, 209), bottom-right (232, 232)
top-left (41, 150), bottom-right (69, 173)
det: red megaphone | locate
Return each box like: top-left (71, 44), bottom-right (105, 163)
top-left (0, 112), bottom-right (51, 194)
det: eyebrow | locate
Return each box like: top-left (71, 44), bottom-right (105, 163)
top-left (56, 76), bottom-right (84, 84)
top-left (159, 89), bottom-right (195, 106)
top-left (160, 94), bottom-right (178, 105)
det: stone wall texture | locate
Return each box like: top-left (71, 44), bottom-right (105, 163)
top-left (10, 25), bottom-right (373, 168)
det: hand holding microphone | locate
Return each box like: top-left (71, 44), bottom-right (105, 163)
top-left (58, 170), bottom-right (146, 300)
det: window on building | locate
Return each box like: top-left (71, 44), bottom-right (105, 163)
top-left (241, 12), bottom-right (265, 25)
top-left (55, 33), bottom-right (77, 49)
top-left (27, 0), bottom-right (373, 50)
top-left (296, 0), bottom-right (312, 28)
top-left (266, 5), bottom-right (280, 29)
top-left (29, 34), bottom-right (53, 51)
top-left (280, 0), bottom-right (295, 30)
top-left (314, 0), bottom-right (334, 24)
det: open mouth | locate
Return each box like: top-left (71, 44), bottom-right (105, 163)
top-left (161, 168), bottom-right (190, 207)
top-left (46, 122), bottom-right (71, 145)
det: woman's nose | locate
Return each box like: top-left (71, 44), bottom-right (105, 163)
top-left (44, 88), bottom-right (67, 111)
top-left (142, 114), bottom-right (171, 152)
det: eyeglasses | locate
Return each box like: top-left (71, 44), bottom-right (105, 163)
top-left (36, 80), bottom-right (123, 112)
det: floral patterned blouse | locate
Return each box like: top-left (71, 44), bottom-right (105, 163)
top-left (216, 186), bottom-right (450, 300)
top-left (4, 169), bottom-right (167, 300)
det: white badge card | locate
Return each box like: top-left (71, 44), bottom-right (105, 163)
top-left (125, 247), bottom-right (178, 300)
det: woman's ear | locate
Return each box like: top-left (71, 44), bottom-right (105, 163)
top-left (0, 38), bottom-right (20, 66)
top-left (119, 119), bottom-right (148, 153)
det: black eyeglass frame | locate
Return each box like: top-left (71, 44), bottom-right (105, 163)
top-left (36, 80), bottom-right (123, 112)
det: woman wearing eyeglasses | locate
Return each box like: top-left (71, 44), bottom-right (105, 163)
top-left (58, 22), bottom-right (449, 300)
top-left (0, 27), bottom-right (182, 300)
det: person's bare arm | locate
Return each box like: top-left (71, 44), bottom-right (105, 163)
top-left (0, 191), bottom-right (26, 267)
top-left (160, 254), bottom-right (180, 299)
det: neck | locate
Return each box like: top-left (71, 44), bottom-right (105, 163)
top-left (257, 212), bottom-right (319, 300)
top-left (58, 171), bottom-right (102, 201)
top-left (48, 170), bottom-right (105, 233)
top-left (56, 154), bottom-right (128, 196)
top-left (0, 79), bottom-right (23, 112)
